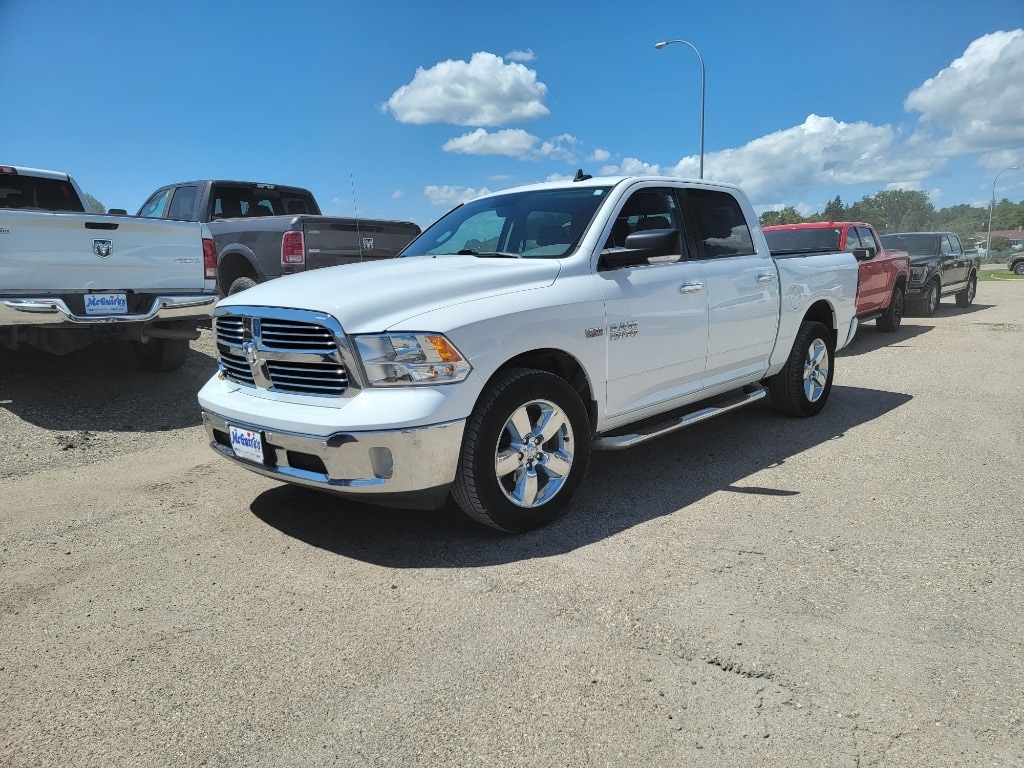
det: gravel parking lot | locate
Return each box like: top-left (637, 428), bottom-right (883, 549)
top-left (2, 279), bottom-right (1022, 767)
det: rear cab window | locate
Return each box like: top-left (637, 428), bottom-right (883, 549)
top-left (0, 174), bottom-right (86, 212)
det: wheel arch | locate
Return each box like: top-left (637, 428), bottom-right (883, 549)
top-left (478, 348), bottom-right (598, 435)
top-left (217, 248), bottom-right (263, 295)
top-left (801, 299), bottom-right (839, 348)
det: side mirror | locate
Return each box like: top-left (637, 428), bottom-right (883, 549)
top-left (601, 229), bottom-right (680, 269)
top-left (108, 208), bottom-right (128, 215)
top-left (852, 247), bottom-right (874, 261)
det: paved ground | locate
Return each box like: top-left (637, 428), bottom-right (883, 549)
top-left (1, 281), bottom-right (1022, 767)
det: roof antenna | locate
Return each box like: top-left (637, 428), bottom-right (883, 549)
top-left (350, 169), bottom-right (364, 261)
top-left (573, 168), bottom-right (592, 182)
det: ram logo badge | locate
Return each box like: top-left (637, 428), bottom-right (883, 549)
top-left (362, 237), bottom-right (374, 251)
top-left (92, 239), bottom-right (113, 258)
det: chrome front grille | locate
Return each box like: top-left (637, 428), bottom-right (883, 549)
top-left (214, 309), bottom-right (351, 396)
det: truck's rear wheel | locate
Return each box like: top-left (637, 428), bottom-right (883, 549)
top-left (876, 285), bottom-right (905, 332)
top-left (955, 273), bottom-right (977, 307)
top-left (768, 321), bottom-right (834, 417)
top-left (452, 368), bottom-right (591, 533)
top-left (228, 276), bottom-right (258, 296)
top-left (132, 338), bottom-right (189, 372)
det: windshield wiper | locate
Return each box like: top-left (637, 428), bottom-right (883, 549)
top-left (457, 249), bottom-right (522, 259)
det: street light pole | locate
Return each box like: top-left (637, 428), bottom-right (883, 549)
top-left (655, 39), bottom-right (705, 179)
top-left (987, 165), bottom-right (1019, 255)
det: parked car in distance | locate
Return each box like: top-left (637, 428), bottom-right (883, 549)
top-left (1008, 251), bottom-right (1024, 275)
top-left (133, 180), bottom-right (421, 296)
top-left (0, 165), bottom-right (217, 371)
top-left (878, 232), bottom-right (980, 315)
top-left (763, 221), bottom-right (910, 332)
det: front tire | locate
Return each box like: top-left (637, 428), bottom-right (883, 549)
top-left (920, 280), bottom-right (940, 317)
top-left (876, 284), bottom-right (905, 332)
top-left (769, 321), bottom-right (834, 417)
top-left (131, 338), bottom-right (189, 372)
top-left (452, 368), bottom-right (592, 533)
top-left (955, 272), bottom-right (977, 307)
top-left (1013, 262), bottom-right (1024, 276)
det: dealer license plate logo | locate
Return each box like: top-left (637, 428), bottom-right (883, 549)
top-left (229, 426), bottom-right (265, 464)
top-left (84, 293), bottom-right (128, 315)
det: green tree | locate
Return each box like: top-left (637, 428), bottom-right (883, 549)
top-left (988, 235), bottom-right (1013, 253)
top-left (84, 193), bottom-right (105, 213)
top-left (822, 195), bottom-right (845, 221)
top-left (759, 206), bottom-right (804, 227)
top-left (991, 198), bottom-right (1022, 230)
top-left (847, 189), bottom-right (934, 234)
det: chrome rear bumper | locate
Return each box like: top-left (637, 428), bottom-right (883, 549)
top-left (0, 294), bottom-right (217, 327)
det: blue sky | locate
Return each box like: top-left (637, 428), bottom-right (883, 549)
top-left (3, 1), bottom-right (1023, 228)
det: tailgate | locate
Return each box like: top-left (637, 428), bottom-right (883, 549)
top-left (0, 210), bottom-right (206, 293)
top-left (302, 218), bottom-right (420, 270)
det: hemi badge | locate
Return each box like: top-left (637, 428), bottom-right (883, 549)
top-left (585, 327), bottom-right (604, 338)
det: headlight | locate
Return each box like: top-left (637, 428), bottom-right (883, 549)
top-left (354, 333), bottom-right (472, 386)
top-left (910, 267), bottom-right (928, 282)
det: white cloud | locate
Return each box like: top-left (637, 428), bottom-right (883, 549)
top-left (391, 189), bottom-right (404, 199)
top-left (442, 129), bottom-right (577, 160)
top-left (588, 148), bottom-right (611, 163)
top-left (505, 49), bottom-right (535, 63)
top-left (424, 185), bottom-right (492, 206)
top-left (443, 128), bottom-right (539, 157)
top-left (657, 114), bottom-right (938, 201)
top-left (385, 52), bottom-right (549, 127)
top-left (905, 30), bottom-right (1024, 154)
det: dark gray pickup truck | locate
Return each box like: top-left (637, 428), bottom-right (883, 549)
top-left (133, 180), bottom-right (421, 296)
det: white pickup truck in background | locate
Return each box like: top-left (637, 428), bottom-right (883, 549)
top-left (0, 165), bottom-right (218, 371)
top-left (198, 173), bottom-right (860, 532)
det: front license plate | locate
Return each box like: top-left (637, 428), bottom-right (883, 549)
top-left (228, 425), bottom-right (265, 464)
top-left (84, 293), bottom-right (128, 315)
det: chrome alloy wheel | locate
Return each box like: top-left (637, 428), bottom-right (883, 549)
top-left (802, 338), bottom-right (830, 403)
top-left (493, 399), bottom-right (574, 508)
top-left (968, 278), bottom-right (976, 303)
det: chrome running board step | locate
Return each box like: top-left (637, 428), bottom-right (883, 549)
top-left (593, 385), bottom-right (767, 451)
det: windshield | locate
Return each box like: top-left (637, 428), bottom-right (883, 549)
top-left (879, 234), bottom-right (938, 256)
top-left (763, 227), bottom-right (842, 252)
top-left (402, 186), bottom-right (612, 259)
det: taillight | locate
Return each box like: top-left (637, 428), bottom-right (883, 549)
top-left (0, 166), bottom-right (18, 175)
top-left (203, 238), bottom-right (217, 280)
top-left (282, 230), bottom-right (305, 266)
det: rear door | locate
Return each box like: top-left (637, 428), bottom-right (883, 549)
top-left (302, 218), bottom-right (421, 271)
top-left (941, 234), bottom-right (967, 287)
top-left (852, 226), bottom-right (888, 313)
top-left (685, 188), bottom-right (779, 388)
top-left (0, 210), bottom-right (206, 293)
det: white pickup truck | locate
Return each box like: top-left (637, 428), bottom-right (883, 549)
top-left (198, 174), bottom-right (859, 532)
top-left (0, 165), bottom-right (218, 371)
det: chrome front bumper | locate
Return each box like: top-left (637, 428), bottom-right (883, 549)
top-left (202, 409), bottom-right (466, 510)
top-left (0, 294), bottom-right (217, 327)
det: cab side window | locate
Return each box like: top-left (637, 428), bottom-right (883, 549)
top-left (687, 189), bottom-right (755, 258)
top-left (605, 187), bottom-right (684, 260)
top-left (942, 235), bottom-right (960, 256)
top-left (138, 189), bottom-right (171, 219)
top-left (844, 228), bottom-right (863, 251)
top-left (167, 186), bottom-right (198, 220)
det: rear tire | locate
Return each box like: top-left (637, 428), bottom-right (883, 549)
top-left (452, 368), bottom-right (591, 533)
top-left (132, 338), bottom-right (189, 372)
top-left (769, 321), bottom-right (834, 417)
top-left (228, 276), bottom-right (258, 296)
top-left (1013, 262), bottom-right (1024, 276)
top-left (955, 272), bottom-right (977, 307)
top-left (876, 285), bottom-right (905, 332)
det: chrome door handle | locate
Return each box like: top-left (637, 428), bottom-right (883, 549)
top-left (678, 282), bottom-right (704, 294)
top-left (755, 272), bottom-right (777, 283)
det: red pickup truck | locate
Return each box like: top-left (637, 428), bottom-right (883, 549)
top-left (763, 221), bottom-right (910, 333)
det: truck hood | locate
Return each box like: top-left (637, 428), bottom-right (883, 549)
top-left (216, 255), bottom-right (562, 332)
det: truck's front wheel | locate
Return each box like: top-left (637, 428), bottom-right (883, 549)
top-left (131, 338), bottom-right (189, 372)
top-left (452, 368), bottom-right (591, 533)
top-left (768, 321), bottom-right (834, 417)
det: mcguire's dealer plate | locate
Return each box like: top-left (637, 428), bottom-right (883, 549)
top-left (228, 426), bottom-right (265, 464)
top-left (84, 293), bottom-right (128, 315)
